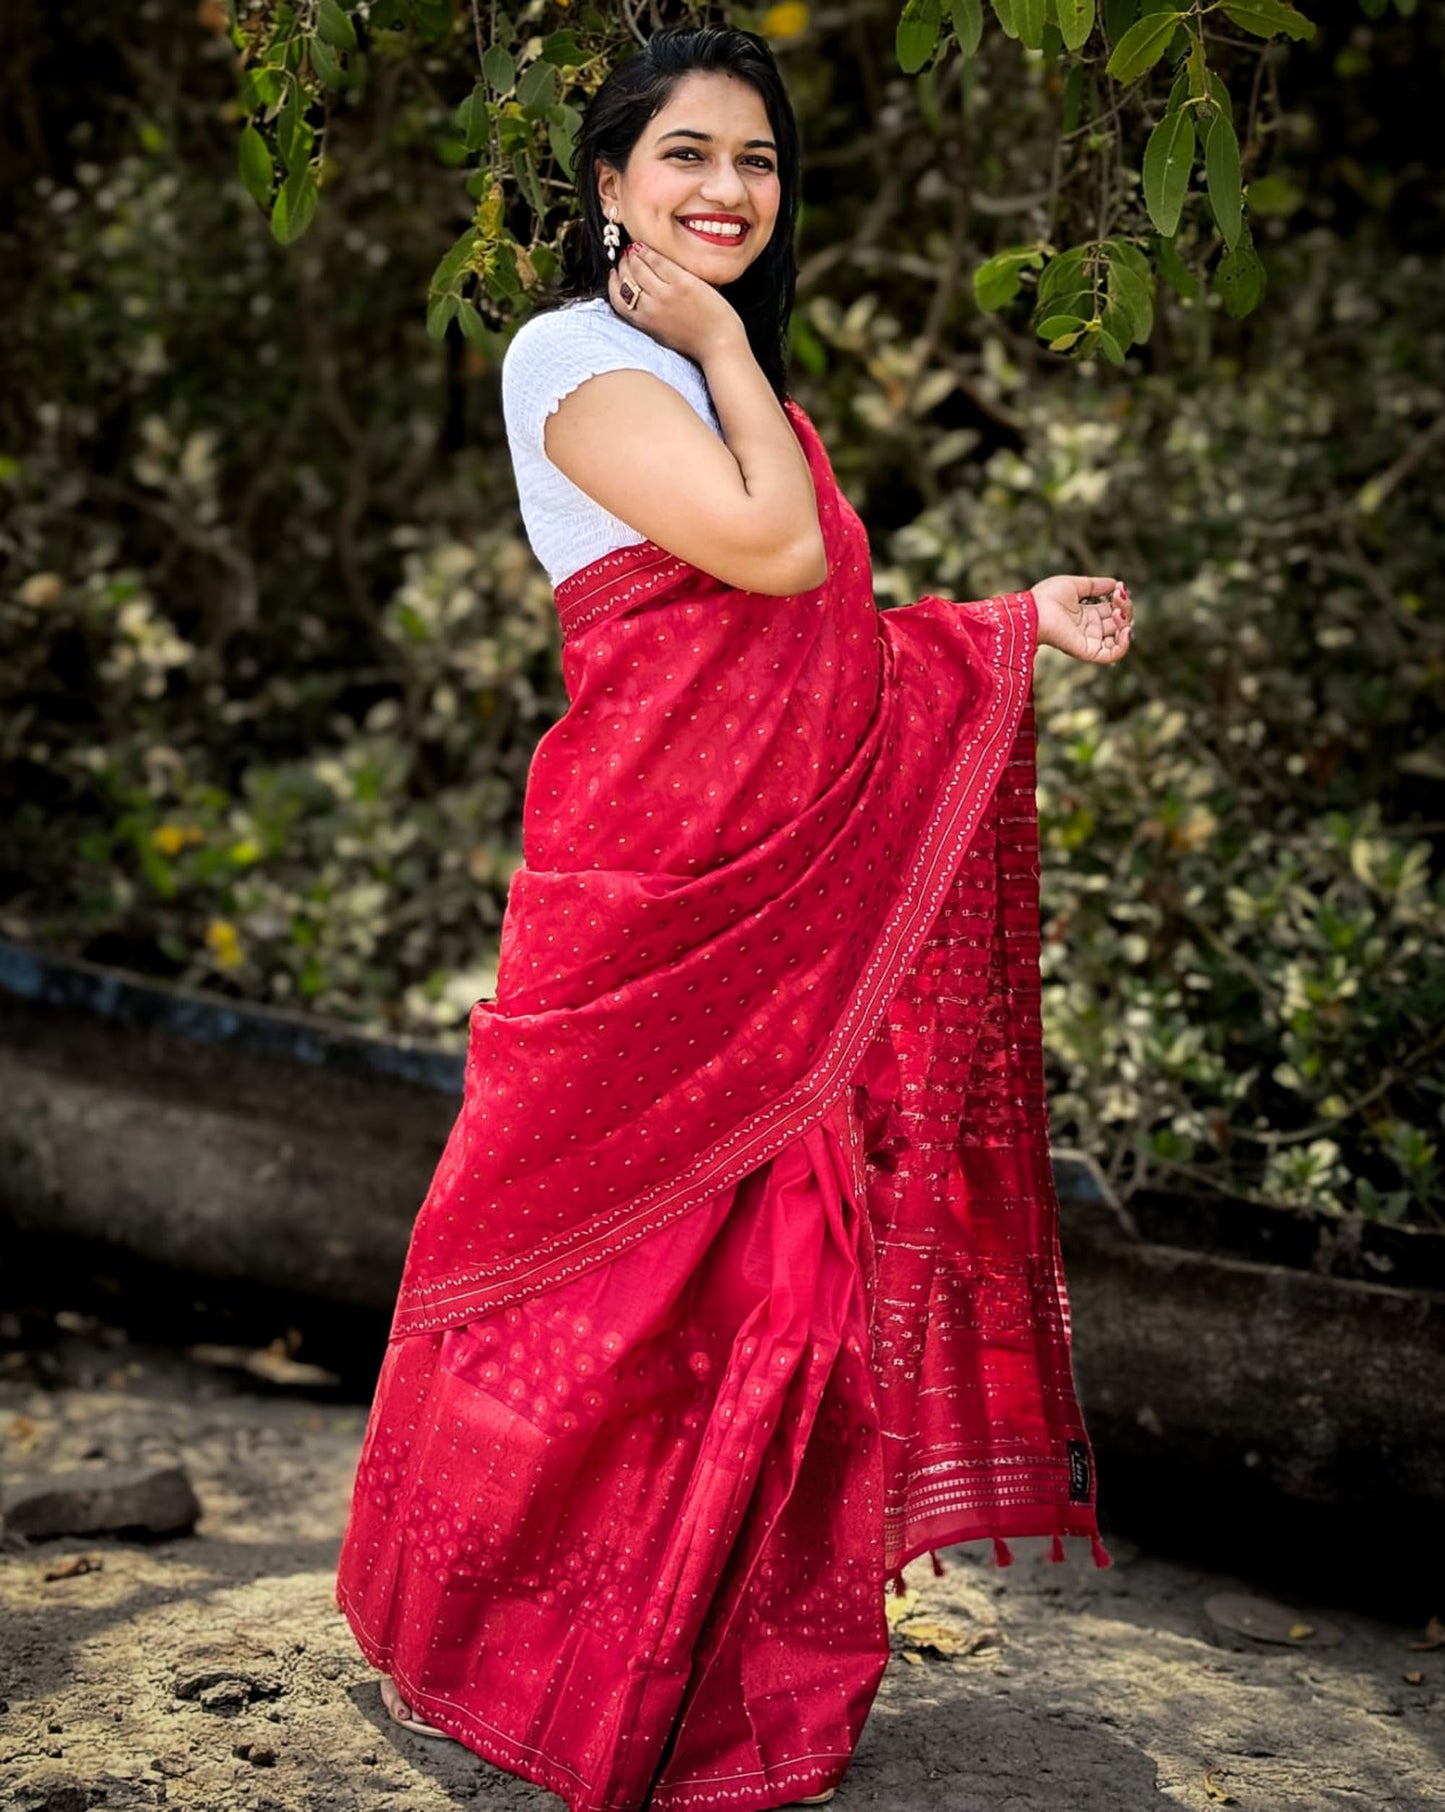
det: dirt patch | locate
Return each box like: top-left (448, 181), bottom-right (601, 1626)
top-left (2, 1326), bottom-right (1441, 1810)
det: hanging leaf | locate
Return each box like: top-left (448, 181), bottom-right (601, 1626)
top-left (429, 227), bottom-right (479, 296)
top-left (456, 83), bottom-right (490, 152)
top-left (456, 298), bottom-right (489, 347)
top-left (1014, 0), bottom-right (1048, 50)
top-left (896, 0), bottom-right (942, 74)
top-left (309, 36), bottom-right (342, 88)
top-left (973, 246), bottom-right (1044, 310)
top-left (1106, 9), bottom-right (1186, 82)
top-left (950, 0), bottom-right (985, 56)
top-left (991, 0), bottom-right (1020, 38)
top-left (1204, 106), bottom-right (1243, 250)
top-left (1105, 253), bottom-right (1154, 342)
top-left (1154, 232), bottom-right (1201, 299)
top-left (237, 125), bottom-right (274, 208)
top-left (316, 0), bottom-right (358, 52)
top-left (270, 163), bottom-right (319, 244)
top-left (482, 45), bottom-right (516, 93)
top-left (1054, 0), bottom-right (1095, 54)
top-left (517, 60), bottom-right (560, 116)
top-left (426, 291), bottom-right (459, 340)
top-left (1215, 236), bottom-right (1266, 316)
top-left (1219, 0), bottom-right (1315, 40)
top-left (1036, 243), bottom-right (1090, 306)
top-left (1062, 62), bottom-right (1085, 132)
top-left (1142, 107), bottom-right (1195, 237)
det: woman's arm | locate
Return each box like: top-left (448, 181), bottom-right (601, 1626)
top-left (541, 247), bottom-right (827, 596)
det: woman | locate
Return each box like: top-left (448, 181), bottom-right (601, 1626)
top-left (335, 23), bottom-right (1132, 1812)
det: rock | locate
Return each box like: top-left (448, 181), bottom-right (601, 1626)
top-left (175, 1666), bottom-right (283, 1706)
top-left (198, 1681), bottom-right (251, 1716)
top-left (2, 1463), bottom-right (201, 1539)
top-left (249, 1744), bottom-right (277, 1767)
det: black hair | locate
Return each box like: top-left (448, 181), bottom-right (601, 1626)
top-left (541, 23), bottom-right (800, 403)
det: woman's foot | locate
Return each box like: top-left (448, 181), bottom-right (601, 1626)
top-left (379, 1674), bottom-right (456, 1742)
top-left (793, 1791), bottom-right (836, 1805)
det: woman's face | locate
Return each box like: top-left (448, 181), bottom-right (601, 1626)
top-left (597, 70), bottom-right (781, 287)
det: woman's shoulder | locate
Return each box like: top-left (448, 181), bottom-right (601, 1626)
top-left (503, 295), bottom-right (692, 381)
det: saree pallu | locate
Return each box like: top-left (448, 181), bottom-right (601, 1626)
top-left (336, 396), bottom-right (1109, 1809)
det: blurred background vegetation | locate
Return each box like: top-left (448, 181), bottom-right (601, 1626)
top-left (1, 0), bottom-right (1441, 1226)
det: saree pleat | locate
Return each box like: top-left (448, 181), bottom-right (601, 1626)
top-left (337, 1090), bottom-right (889, 1810)
top-left (336, 395), bottom-right (1109, 1809)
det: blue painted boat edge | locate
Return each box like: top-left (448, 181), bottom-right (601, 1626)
top-left (0, 939), bottom-right (466, 1098)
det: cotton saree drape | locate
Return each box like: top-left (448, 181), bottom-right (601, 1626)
top-left (336, 396), bottom-right (1108, 1810)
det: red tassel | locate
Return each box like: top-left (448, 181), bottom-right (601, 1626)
top-left (930, 1549), bottom-right (946, 1577)
top-left (1048, 1532), bottom-right (1066, 1564)
top-left (1089, 1532), bottom-right (1114, 1570)
top-left (991, 1536), bottom-right (1014, 1568)
top-left (888, 1566), bottom-right (908, 1596)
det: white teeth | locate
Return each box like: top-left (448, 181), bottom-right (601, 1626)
top-left (682, 219), bottom-right (744, 238)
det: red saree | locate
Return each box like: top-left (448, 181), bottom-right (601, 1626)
top-left (336, 397), bottom-right (1109, 1810)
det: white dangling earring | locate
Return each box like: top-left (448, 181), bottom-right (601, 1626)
top-left (602, 203), bottom-right (621, 264)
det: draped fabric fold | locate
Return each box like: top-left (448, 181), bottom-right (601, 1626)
top-left (383, 398), bottom-right (1106, 1574)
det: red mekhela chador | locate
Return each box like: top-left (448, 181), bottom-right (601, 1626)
top-left (336, 397), bottom-right (1110, 1810)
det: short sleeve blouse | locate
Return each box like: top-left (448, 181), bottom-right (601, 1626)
top-left (500, 295), bottom-right (724, 588)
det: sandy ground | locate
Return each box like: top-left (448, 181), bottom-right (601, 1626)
top-left (1, 1324), bottom-right (1442, 1812)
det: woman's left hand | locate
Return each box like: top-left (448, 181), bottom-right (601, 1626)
top-left (1029, 574), bottom-right (1134, 665)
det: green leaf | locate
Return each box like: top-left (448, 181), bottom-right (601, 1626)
top-left (457, 298), bottom-right (489, 347)
top-left (973, 246), bottom-right (1043, 310)
top-left (316, 0), bottom-right (357, 51)
top-left (1036, 244), bottom-right (1090, 305)
top-left (1142, 106), bottom-right (1195, 237)
top-left (456, 82), bottom-right (489, 152)
top-left (1094, 323), bottom-right (1127, 365)
top-left (540, 30), bottom-right (588, 64)
top-left (426, 291), bottom-right (459, 340)
top-left (1054, 0), bottom-right (1095, 52)
top-left (1037, 312), bottom-right (1088, 338)
top-left (1014, 0), bottom-right (1048, 50)
top-left (1045, 327), bottom-right (1085, 351)
top-left (429, 227), bottom-right (479, 296)
top-left (949, 0), bottom-right (985, 56)
top-left (309, 35), bottom-right (342, 87)
top-left (1105, 254), bottom-right (1154, 342)
top-left (1204, 106), bottom-right (1242, 250)
top-left (238, 125), bottom-right (274, 208)
top-left (1219, 0), bottom-right (1315, 40)
top-left (513, 148), bottom-right (546, 222)
top-left (270, 164), bottom-right (318, 244)
top-left (1154, 232), bottom-right (1200, 298)
top-left (897, 0), bottom-right (942, 73)
top-left (1106, 9), bottom-right (1185, 81)
top-left (517, 59), bottom-right (560, 115)
top-left (1062, 61), bottom-right (1085, 132)
top-left (482, 44), bottom-right (516, 93)
top-left (991, 0), bottom-right (1019, 40)
top-left (1214, 237), bottom-right (1266, 317)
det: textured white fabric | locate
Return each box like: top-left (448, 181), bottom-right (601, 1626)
top-left (501, 295), bottom-right (723, 588)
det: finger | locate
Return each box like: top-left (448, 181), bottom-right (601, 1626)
top-left (625, 242), bottom-right (671, 284)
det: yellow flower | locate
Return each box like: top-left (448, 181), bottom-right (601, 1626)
top-left (228, 840), bottom-right (262, 866)
top-left (762, 2), bottom-right (810, 37)
top-left (205, 918), bottom-right (243, 970)
top-left (152, 823), bottom-right (204, 856)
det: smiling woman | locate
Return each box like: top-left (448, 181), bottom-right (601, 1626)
top-left (334, 21), bottom-right (1126, 1812)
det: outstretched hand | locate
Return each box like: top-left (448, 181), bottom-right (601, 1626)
top-left (1030, 574), bottom-right (1134, 665)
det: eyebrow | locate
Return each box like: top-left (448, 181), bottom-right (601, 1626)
top-left (656, 128), bottom-right (778, 151)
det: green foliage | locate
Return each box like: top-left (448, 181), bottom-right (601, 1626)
top-left (222, 0), bottom-right (1324, 362)
top-left (3, 0), bottom-right (1440, 1230)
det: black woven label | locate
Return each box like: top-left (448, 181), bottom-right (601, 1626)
top-left (1066, 1440), bottom-right (1092, 1502)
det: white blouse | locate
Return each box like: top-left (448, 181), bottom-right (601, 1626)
top-left (500, 295), bottom-right (724, 588)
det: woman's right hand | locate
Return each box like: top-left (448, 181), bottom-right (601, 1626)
top-left (606, 241), bottom-right (747, 365)
top-left (1030, 574), bottom-right (1134, 665)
